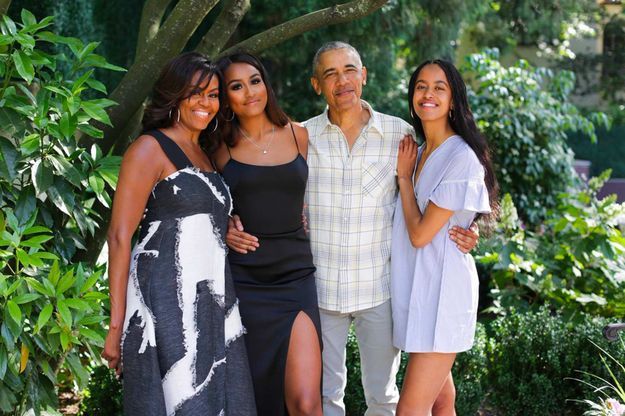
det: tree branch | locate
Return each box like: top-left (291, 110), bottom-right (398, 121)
top-left (0, 0), bottom-right (11, 16)
top-left (98, 0), bottom-right (220, 154)
top-left (220, 0), bottom-right (389, 56)
top-left (196, 0), bottom-right (250, 58)
top-left (136, 0), bottom-right (173, 56)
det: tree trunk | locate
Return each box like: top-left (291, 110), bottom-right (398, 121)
top-left (221, 0), bottom-right (389, 56)
top-left (196, 0), bottom-right (250, 58)
top-left (136, 0), bottom-right (173, 56)
top-left (0, 0), bottom-right (11, 16)
top-left (100, 0), bottom-right (220, 155)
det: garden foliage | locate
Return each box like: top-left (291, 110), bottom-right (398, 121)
top-left (0, 10), bottom-right (122, 414)
top-left (464, 49), bottom-right (609, 225)
top-left (478, 173), bottom-right (625, 319)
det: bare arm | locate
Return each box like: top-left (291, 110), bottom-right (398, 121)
top-left (397, 137), bottom-right (454, 248)
top-left (102, 136), bottom-right (163, 374)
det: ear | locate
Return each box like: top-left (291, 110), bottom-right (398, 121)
top-left (310, 76), bottom-right (321, 95)
top-left (362, 66), bottom-right (367, 86)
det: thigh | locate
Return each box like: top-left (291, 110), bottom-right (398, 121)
top-left (285, 311), bottom-right (322, 414)
top-left (398, 353), bottom-right (456, 415)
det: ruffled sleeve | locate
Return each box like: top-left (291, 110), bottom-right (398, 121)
top-left (428, 145), bottom-right (491, 214)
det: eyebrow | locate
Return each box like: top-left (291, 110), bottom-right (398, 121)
top-left (416, 79), bottom-right (448, 86)
top-left (322, 64), bottom-right (359, 76)
top-left (226, 72), bottom-right (262, 86)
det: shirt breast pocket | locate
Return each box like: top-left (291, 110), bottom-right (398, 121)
top-left (362, 161), bottom-right (394, 201)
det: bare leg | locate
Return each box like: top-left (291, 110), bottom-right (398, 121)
top-left (396, 353), bottom-right (456, 416)
top-left (285, 311), bottom-right (322, 416)
top-left (432, 373), bottom-right (456, 416)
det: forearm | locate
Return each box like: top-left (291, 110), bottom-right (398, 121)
top-left (398, 177), bottom-right (423, 242)
top-left (106, 237), bottom-right (131, 331)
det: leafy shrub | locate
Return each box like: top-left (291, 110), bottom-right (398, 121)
top-left (569, 123), bottom-right (625, 178)
top-left (0, 10), bottom-right (122, 414)
top-left (464, 49), bottom-right (609, 225)
top-left (79, 365), bottom-right (122, 416)
top-left (486, 308), bottom-right (625, 416)
top-left (478, 173), bottom-right (625, 318)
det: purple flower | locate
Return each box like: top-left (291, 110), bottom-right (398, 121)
top-left (606, 398), bottom-right (625, 416)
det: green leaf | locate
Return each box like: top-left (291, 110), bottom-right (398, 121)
top-left (78, 41), bottom-right (100, 60)
top-left (2, 15), bottom-right (17, 35)
top-left (0, 345), bottom-right (7, 380)
top-left (31, 158), bottom-right (54, 195)
top-left (20, 234), bottom-right (53, 248)
top-left (77, 315), bottom-right (107, 325)
top-left (88, 174), bottom-right (105, 195)
top-left (36, 304), bottom-right (53, 333)
top-left (63, 298), bottom-right (90, 311)
top-left (12, 50), bottom-right (34, 83)
top-left (20, 9), bottom-right (37, 27)
top-left (71, 69), bottom-right (94, 94)
top-left (14, 33), bottom-right (35, 50)
top-left (48, 260), bottom-right (60, 286)
top-left (56, 299), bottom-right (72, 327)
top-left (0, 138), bottom-right (19, 181)
top-left (81, 101), bottom-right (112, 126)
top-left (15, 248), bottom-right (31, 268)
top-left (46, 178), bottom-right (75, 216)
top-left (80, 270), bottom-right (101, 293)
top-left (56, 270), bottom-right (76, 295)
top-left (60, 331), bottom-right (70, 351)
top-left (78, 327), bottom-right (104, 345)
top-left (12, 293), bottom-right (41, 304)
top-left (25, 277), bottom-right (53, 297)
top-left (6, 300), bottom-right (21, 325)
top-left (77, 123), bottom-right (103, 139)
top-left (14, 190), bottom-right (36, 227)
top-left (85, 78), bottom-right (107, 94)
top-left (23, 225), bottom-right (51, 235)
top-left (48, 155), bottom-right (82, 187)
top-left (0, 211), bottom-right (5, 234)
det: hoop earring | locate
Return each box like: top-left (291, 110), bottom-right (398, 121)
top-left (410, 107), bottom-right (417, 119)
top-left (210, 118), bottom-right (219, 133)
top-left (449, 109), bottom-right (454, 120)
top-left (225, 109), bottom-right (235, 122)
top-left (169, 107), bottom-right (180, 123)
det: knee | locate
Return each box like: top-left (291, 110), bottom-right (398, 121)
top-left (290, 394), bottom-right (322, 416)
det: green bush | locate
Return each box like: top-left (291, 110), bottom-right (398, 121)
top-left (464, 49), bottom-right (609, 225)
top-left (0, 10), bottom-right (122, 414)
top-left (478, 173), bottom-right (625, 318)
top-left (79, 365), bottom-right (122, 416)
top-left (569, 123), bottom-right (625, 178)
top-left (486, 308), bottom-right (625, 416)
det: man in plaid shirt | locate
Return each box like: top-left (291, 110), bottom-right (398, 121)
top-left (227, 42), bottom-right (478, 415)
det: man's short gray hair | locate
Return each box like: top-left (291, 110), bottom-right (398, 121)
top-left (311, 41), bottom-right (363, 77)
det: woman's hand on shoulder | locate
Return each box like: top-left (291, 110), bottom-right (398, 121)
top-left (397, 135), bottom-right (417, 180)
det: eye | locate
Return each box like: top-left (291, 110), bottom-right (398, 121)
top-left (209, 93), bottom-right (219, 99)
top-left (415, 84), bottom-right (426, 90)
top-left (324, 72), bottom-right (337, 80)
top-left (435, 85), bottom-right (445, 91)
top-left (230, 83), bottom-right (242, 91)
top-left (251, 77), bottom-right (262, 85)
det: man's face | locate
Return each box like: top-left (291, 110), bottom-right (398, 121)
top-left (311, 48), bottom-right (367, 113)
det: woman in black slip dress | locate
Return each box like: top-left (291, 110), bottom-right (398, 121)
top-left (212, 52), bottom-right (323, 416)
top-left (102, 52), bottom-right (256, 415)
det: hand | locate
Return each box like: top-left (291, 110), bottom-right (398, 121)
top-left (102, 328), bottom-right (122, 376)
top-left (226, 214), bottom-right (259, 254)
top-left (449, 222), bottom-right (480, 253)
top-left (397, 135), bottom-right (417, 180)
top-left (302, 204), bottom-right (309, 234)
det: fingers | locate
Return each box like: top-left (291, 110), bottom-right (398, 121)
top-left (232, 214), bottom-right (244, 231)
top-left (449, 226), bottom-right (478, 253)
top-left (226, 229), bottom-right (259, 254)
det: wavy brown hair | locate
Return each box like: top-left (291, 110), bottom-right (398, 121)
top-left (213, 52), bottom-right (289, 148)
top-left (142, 52), bottom-right (223, 154)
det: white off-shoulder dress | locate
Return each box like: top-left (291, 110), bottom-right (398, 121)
top-left (391, 135), bottom-right (491, 353)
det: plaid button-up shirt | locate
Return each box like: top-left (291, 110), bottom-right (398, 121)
top-left (304, 101), bottom-right (414, 313)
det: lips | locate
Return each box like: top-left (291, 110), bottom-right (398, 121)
top-left (244, 99), bottom-right (261, 105)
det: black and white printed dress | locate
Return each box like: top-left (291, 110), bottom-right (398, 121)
top-left (121, 130), bottom-right (256, 415)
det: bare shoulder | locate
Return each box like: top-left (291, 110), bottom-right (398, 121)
top-left (213, 142), bottom-right (231, 172)
top-left (124, 134), bottom-right (162, 162)
top-left (120, 134), bottom-right (166, 181)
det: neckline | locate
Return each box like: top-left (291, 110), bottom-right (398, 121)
top-left (224, 153), bottom-right (303, 170)
top-left (155, 129), bottom-right (216, 172)
top-left (413, 134), bottom-right (460, 189)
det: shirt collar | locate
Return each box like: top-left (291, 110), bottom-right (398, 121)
top-left (320, 100), bottom-right (384, 136)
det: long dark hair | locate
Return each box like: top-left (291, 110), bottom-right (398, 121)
top-left (408, 59), bottom-right (499, 221)
top-left (142, 52), bottom-right (223, 154)
top-left (214, 52), bottom-right (289, 147)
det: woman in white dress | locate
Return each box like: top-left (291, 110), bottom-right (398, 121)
top-left (391, 59), bottom-right (499, 416)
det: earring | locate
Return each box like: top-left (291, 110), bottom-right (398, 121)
top-left (169, 107), bottom-right (180, 123)
top-left (225, 109), bottom-right (235, 122)
top-left (410, 108), bottom-right (417, 119)
top-left (449, 109), bottom-right (454, 120)
top-left (210, 118), bottom-right (219, 133)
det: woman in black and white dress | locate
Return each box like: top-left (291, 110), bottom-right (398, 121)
top-left (102, 52), bottom-right (256, 415)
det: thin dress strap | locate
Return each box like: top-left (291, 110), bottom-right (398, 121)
top-left (145, 130), bottom-right (193, 171)
top-left (225, 143), bottom-right (233, 159)
top-left (289, 122), bottom-right (300, 153)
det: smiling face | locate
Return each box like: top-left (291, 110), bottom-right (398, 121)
top-left (411, 63), bottom-right (453, 123)
top-left (224, 62), bottom-right (268, 119)
top-left (311, 48), bottom-right (367, 113)
top-left (177, 72), bottom-right (220, 131)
